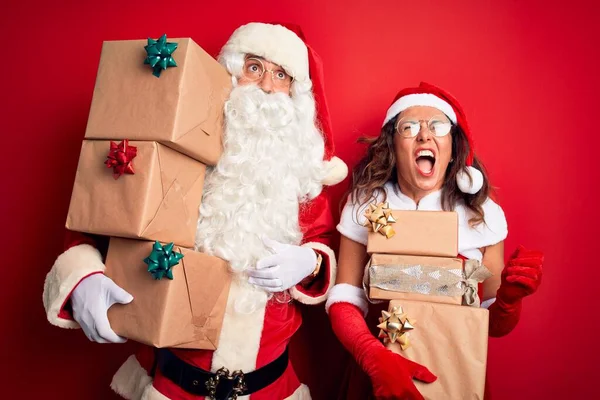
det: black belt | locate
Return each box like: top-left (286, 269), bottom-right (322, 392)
top-left (156, 348), bottom-right (289, 400)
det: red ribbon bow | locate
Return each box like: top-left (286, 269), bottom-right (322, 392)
top-left (105, 140), bottom-right (138, 179)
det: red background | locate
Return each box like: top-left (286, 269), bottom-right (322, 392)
top-left (1, 0), bottom-right (597, 398)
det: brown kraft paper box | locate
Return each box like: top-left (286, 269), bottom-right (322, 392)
top-left (385, 299), bottom-right (489, 400)
top-left (66, 140), bottom-right (205, 248)
top-left (84, 37), bottom-right (232, 165)
top-left (105, 237), bottom-right (232, 349)
top-left (367, 254), bottom-right (464, 305)
top-left (367, 210), bottom-right (458, 257)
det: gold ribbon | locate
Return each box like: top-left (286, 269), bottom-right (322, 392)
top-left (363, 202), bottom-right (396, 238)
top-left (377, 306), bottom-right (416, 350)
top-left (461, 260), bottom-right (493, 307)
top-left (366, 260), bottom-right (493, 307)
top-left (369, 263), bottom-right (464, 298)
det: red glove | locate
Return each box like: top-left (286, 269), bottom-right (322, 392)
top-left (489, 245), bottom-right (543, 337)
top-left (329, 302), bottom-right (436, 399)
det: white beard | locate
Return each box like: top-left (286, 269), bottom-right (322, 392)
top-left (195, 84), bottom-right (325, 275)
top-left (194, 77), bottom-right (326, 373)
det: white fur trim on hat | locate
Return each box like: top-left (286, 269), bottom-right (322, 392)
top-left (383, 93), bottom-right (457, 126)
top-left (457, 166), bottom-right (484, 194)
top-left (325, 283), bottom-right (369, 317)
top-left (322, 156), bottom-right (348, 186)
top-left (221, 23), bottom-right (309, 82)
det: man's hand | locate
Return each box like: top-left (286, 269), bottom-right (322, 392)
top-left (248, 238), bottom-right (318, 292)
top-left (71, 273), bottom-right (133, 343)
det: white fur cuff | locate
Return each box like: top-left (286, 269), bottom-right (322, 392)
top-left (111, 355), bottom-right (152, 400)
top-left (322, 156), bottom-right (348, 186)
top-left (285, 384), bottom-right (312, 399)
top-left (325, 283), bottom-right (369, 317)
top-left (289, 242), bottom-right (337, 305)
top-left (481, 297), bottom-right (496, 309)
top-left (141, 384), bottom-right (170, 400)
top-left (43, 244), bottom-right (106, 328)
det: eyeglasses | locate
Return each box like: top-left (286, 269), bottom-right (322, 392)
top-left (395, 116), bottom-right (453, 138)
top-left (242, 57), bottom-right (294, 89)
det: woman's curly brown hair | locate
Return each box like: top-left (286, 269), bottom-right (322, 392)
top-left (348, 116), bottom-right (491, 226)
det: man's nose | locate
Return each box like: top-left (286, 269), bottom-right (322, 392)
top-left (259, 72), bottom-right (275, 93)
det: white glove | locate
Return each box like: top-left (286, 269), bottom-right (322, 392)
top-left (71, 273), bottom-right (133, 343)
top-left (248, 238), bottom-right (318, 292)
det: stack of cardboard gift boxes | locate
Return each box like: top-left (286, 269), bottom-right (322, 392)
top-left (65, 35), bottom-right (233, 350)
top-left (363, 202), bottom-right (492, 399)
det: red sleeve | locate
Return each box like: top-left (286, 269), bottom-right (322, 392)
top-left (299, 190), bottom-right (335, 247)
top-left (291, 191), bottom-right (337, 304)
top-left (63, 230), bottom-right (109, 258)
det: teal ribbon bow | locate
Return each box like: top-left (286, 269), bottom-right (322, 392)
top-left (144, 241), bottom-right (184, 280)
top-left (144, 34), bottom-right (178, 77)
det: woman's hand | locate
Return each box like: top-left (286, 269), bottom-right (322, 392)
top-left (497, 245), bottom-right (543, 304)
top-left (488, 245), bottom-right (544, 337)
top-left (367, 345), bottom-right (436, 400)
top-left (328, 300), bottom-right (436, 400)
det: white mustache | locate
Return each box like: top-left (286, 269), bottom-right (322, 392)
top-left (224, 84), bottom-right (295, 130)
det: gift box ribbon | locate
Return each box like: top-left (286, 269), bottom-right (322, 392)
top-left (363, 202), bottom-right (396, 238)
top-left (377, 306), bottom-right (416, 350)
top-left (144, 34), bottom-right (178, 77)
top-left (144, 241), bottom-right (184, 280)
top-left (462, 259), bottom-right (493, 307)
top-left (105, 139), bottom-right (137, 179)
top-left (369, 259), bottom-right (492, 307)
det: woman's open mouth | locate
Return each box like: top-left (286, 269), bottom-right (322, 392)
top-left (415, 149), bottom-right (436, 177)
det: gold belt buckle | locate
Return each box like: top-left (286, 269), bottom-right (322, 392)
top-left (205, 367), bottom-right (247, 400)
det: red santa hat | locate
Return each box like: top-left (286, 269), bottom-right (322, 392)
top-left (383, 82), bottom-right (484, 194)
top-left (220, 22), bottom-right (347, 186)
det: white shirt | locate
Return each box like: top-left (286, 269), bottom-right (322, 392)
top-left (337, 182), bottom-right (508, 261)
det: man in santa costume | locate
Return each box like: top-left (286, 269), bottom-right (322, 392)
top-left (43, 22), bottom-right (347, 400)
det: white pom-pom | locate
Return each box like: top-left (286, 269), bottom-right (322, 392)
top-left (322, 156), bottom-right (348, 186)
top-left (456, 166), bottom-right (484, 194)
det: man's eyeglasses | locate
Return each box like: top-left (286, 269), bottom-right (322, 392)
top-left (242, 57), bottom-right (294, 89)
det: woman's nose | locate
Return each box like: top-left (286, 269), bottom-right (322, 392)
top-left (416, 121), bottom-right (431, 141)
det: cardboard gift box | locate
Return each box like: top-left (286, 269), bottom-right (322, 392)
top-left (366, 209), bottom-right (458, 257)
top-left (366, 254), bottom-right (464, 305)
top-left (384, 299), bottom-right (489, 400)
top-left (105, 237), bottom-right (232, 349)
top-left (84, 37), bottom-right (232, 165)
top-left (66, 140), bottom-right (205, 247)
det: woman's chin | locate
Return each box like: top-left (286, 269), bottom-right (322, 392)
top-left (399, 169), bottom-right (443, 194)
top-left (413, 174), bottom-right (442, 192)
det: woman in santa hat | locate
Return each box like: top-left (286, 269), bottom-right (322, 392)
top-left (326, 82), bottom-right (544, 399)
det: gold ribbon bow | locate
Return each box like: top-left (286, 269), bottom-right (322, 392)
top-left (363, 202), bottom-right (396, 239)
top-left (462, 260), bottom-right (493, 307)
top-left (377, 306), bottom-right (416, 350)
